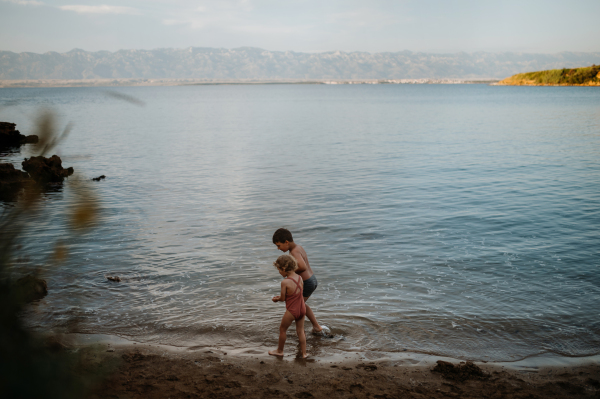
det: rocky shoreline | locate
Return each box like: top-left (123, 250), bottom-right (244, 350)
top-left (0, 121), bottom-right (74, 201)
top-left (0, 121), bottom-right (38, 146)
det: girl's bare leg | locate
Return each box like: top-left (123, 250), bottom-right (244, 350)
top-left (295, 316), bottom-right (307, 358)
top-left (304, 299), bottom-right (322, 332)
top-left (269, 311), bottom-right (294, 357)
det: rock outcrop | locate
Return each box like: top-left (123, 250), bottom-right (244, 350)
top-left (1, 155), bottom-right (74, 201)
top-left (0, 122), bottom-right (39, 148)
top-left (22, 155), bottom-right (74, 184)
top-left (0, 162), bottom-right (31, 200)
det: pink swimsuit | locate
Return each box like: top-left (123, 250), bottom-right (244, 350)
top-left (286, 275), bottom-right (306, 321)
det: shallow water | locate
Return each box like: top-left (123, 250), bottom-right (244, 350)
top-left (1, 84), bottom-right (599, 361)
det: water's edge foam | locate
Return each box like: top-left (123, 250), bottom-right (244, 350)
top-left (53, 332), bottom-right (600, 370)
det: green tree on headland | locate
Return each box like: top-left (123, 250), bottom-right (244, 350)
top-left (498, 65), bottom-right (600, 86)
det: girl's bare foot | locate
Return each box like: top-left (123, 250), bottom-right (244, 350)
top-left (312, 325), bottom-right (330, 335)
top-left (268, 349), bottom-right (284, 357)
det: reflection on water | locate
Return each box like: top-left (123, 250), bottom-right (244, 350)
top-left (1, 84), bottom-right (600, 361)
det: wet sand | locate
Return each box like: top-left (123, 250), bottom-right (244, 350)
top-left (55, 334), bottom-right (600, 398)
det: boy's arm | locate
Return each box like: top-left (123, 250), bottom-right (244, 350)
top-left (293, 251), bottom-right (308, 274)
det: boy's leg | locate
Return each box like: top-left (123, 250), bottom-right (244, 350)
top-left (295, 316), bottom-right (307, 358)
top-left (269, 311), bottom-right (294, 357)
top-left (303, 299), bottom-right (323, 332)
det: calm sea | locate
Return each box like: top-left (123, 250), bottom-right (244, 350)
top-left (1, 84), bottom-right (599, 362)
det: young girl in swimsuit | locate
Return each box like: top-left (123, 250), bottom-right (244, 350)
top-left (269, 254), bottom-right (307, 358)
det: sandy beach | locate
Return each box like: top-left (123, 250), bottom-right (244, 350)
top-left (48, 334), bottom-right (599, 399)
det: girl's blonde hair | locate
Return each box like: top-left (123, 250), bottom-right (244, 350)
top-left (273, 254), bottom-right (298, 273)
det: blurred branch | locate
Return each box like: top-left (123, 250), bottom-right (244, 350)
top-left (35, 110), bottom-right (73, 157)
top-left (69, 178), bottom-right (100, 231)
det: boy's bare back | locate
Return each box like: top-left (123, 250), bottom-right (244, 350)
top-left (289, 245), bottom-right (314, 281)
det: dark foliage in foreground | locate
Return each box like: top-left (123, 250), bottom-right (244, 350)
top-left (0, 111), bottom-right (100, 398)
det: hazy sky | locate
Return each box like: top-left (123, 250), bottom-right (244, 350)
top-left (1, 0), bottom-right (599, 54)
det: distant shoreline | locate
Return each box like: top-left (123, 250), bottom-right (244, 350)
top-left (0, 78), bottom-right (499, 89)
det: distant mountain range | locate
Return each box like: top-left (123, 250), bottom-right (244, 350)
top-left (1, 47), bottom-right (600, 80)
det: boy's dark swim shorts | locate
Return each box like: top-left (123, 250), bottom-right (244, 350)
top-left (303, 275), bottom-right (318, 298)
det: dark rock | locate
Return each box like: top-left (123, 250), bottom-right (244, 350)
top-left (22, 135), bottom-right (39, 144)
top-left (14, 274), bottom-right (48, 303)
top-left (432, 360), bottom-right (489, 382)
top-left (92, 175), bottom-right (106, 181)
top-left (106, 276), bottom-right (121, 282)
top-left (0, 122), bottom-right (23, 147)
top-left (357, 363), bottom-right (377, 371)
top-left (0, 122), bottom-right (38, 148)
top-left (586, 378), bottom-right (600, 388)
top-left (22, 155), bottom-right (74, 184)
top-left (0, 162), bottom-right (31, 200)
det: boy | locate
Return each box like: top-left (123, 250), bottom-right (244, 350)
top-left (272, 228), bottom-right (325, 334)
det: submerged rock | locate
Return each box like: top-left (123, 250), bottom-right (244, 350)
top-left (14, 274), bottom-right (48, 303)
top-left (0, 122), bottom-right (39, 148)
top-left (106, 276), bottom-right (121, 282)
top-left (92, 175), bottom-right (106, 181)
top-left (22, 155), bottom-right (74, 184)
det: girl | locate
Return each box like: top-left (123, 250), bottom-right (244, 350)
top-left (269, 254), bottom-right (307, 358)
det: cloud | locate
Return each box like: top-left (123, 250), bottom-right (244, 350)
top-left (2, 0), bottom-right (44, 5)
top-left (58, 4), bottom-right (140, 15)
top-left (159, 1), bottom-right (303, 33)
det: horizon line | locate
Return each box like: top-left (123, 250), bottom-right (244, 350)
top-left (3, 47), bottom-right (600, 56)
